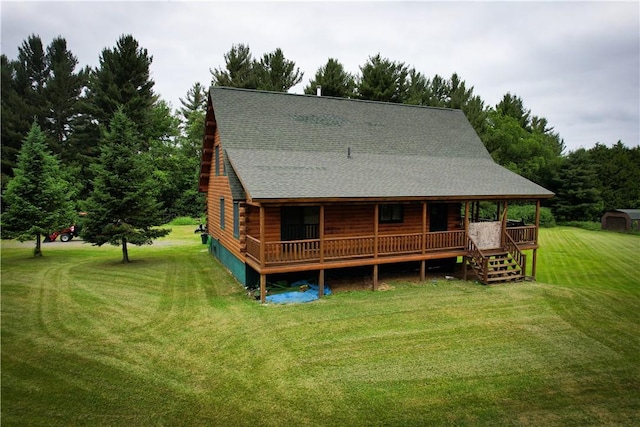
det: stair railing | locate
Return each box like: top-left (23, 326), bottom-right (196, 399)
top-left (504, 233), bottom-right (526, 278)
top-left (466, 236), bottom-right (488, 284)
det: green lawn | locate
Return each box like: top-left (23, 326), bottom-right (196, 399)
top-left (1, 226), bottom-right (639, 426)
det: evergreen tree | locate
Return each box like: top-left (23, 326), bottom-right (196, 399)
top-left (1, 55), bottom-right (31, 187)
top-left (14, 34), bottom-right (48, 121)
top-left (496, 93), bottom-right (531, 130)
top-left (87, 34), bottom-right (156, 140)
top-left (2, 35), bottom-right (50, 184)
top-left (357, 54), bottom-right (408, 103)
top-left (405, 68), bottom-right (430, 106)
top-left (82, 109), bottom-right (170, 262)
top-left (254, 48), bottom-right (303, 92)
top-left (43, 37), bottom-right (89, 157)
top-left (303, 58), bottom-right (355, 98)
top-left (550, 149), bottom-right (603, 221)
top-left (1, 123), bottom-right (75, 256)
top-left (178, 82), bottom-right (208, 121)
top-left (210, 44), bottom-right (256, 89)
top-left (589, 142), bottom-right (640, 211)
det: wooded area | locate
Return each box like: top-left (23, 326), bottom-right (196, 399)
top-left (2, 36), bottom-right (638, 229)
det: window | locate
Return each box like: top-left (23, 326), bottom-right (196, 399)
top-left (219, 198), bottom-right (225, 229)
top-left (233, 201), bottom-right (240, 239)
top-left (281, 206), bottom-right (320, 240)
top-left (379, 204), bottom-right (403, 223)
top-left (215, 145), bottom-right (220, 176)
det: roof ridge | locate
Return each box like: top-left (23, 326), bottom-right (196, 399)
top-left (211, 86), bottom-right (462, 113)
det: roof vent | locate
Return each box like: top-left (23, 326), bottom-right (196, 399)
top-left (348, 146), bottom-right (351, 159)
top-left (316, 85), bottom-right (322, 97)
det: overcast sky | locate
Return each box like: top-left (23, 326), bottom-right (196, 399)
top-left (2, 1), bottom-right (638, 152)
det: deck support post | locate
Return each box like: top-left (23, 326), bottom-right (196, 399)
top-left (373, 264), bottom-right (379, 291)
top-left (319, 269), bottom-right (325, 297)
top-left (260, 274), bottom-right (266, 303)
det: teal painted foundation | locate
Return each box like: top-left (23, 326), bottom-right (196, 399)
top-left (208, 236), bottom-right (258, 287)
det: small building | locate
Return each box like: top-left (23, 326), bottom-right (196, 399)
top-left (601, 209), bottom-right (640, 232)
top-left (199, 87), bottom-right (554, 302)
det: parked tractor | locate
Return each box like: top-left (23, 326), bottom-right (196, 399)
top-left (44, 225), bottom-right (77, 243)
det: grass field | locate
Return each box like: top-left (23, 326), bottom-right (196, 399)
top-left (1, 226), bottom-right (639, 426)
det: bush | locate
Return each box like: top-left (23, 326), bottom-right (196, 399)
top-left (508, 205), bottom-right (556, 228)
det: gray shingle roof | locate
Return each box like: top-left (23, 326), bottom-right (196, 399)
top-left (211, 87), bottom-right (553, 201)
top-left (611, 209), bottom-right (640, 220)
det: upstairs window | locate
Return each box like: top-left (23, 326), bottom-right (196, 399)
top-left (379, 204), bottom-right (404, 224)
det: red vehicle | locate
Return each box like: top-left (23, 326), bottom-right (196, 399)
top-left (44, 225), bottom-right (77, 243)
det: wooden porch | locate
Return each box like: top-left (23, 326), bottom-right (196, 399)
top-left (244, 200), bottom-right (542, 303)
top-left (246, 226), bottom-right (536, 269)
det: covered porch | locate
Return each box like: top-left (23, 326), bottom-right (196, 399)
top-left (244, 200), bottom-right (542, 303)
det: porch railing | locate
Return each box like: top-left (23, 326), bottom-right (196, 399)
top-left (246, 230), bottom-right (467, 266)
top-left (505, 226), bottom-right (537, 246)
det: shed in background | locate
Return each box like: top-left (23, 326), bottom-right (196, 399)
top-left (601, 209), bottom-right (640, 231)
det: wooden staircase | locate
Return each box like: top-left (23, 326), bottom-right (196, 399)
top-left (466, 235), bottom-right (526, 285)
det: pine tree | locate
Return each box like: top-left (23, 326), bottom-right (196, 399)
top-left (44, 37), bottom-right (89, 158)
top-left (87, 35), bottom-right (156, 141)
top-left (357, 54), bottom-right (408, 103)
top-left (2, 35), bottom-right (50, 185)
top-left (254, 48), bottom-right (303, 92)
top-left (551, 149), bottom-right (604, 221)
top-left (210, 44), bottom-right (256, 89)
top-left (178, 82), bottom-right (208, 121)
top-left (1, 123), bottom-right (75, 256)
top-left (1, 55), bottom-right (31, 187)
top-left (82, 109), bottom-right (170, 262)
top-left (303, 58), bottom-right (355, 98)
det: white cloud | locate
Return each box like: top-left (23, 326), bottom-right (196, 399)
top-left (1, 0), bottom-right (637, 151)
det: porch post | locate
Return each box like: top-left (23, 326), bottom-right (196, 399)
top-left (464, 201), bottom-right (470, 281)
top-left (319, 205), bottom-right (325, 297)
top-left (501, 201), bottom-right (509, 247)
top-left (373, 203), bottom-right (379, 291)
top-left (535, 200), bottom-right (541, 244)
top-left (421, 201), bottom-right (427, 281)
top-left (532, 200), bottom-right (541, 280)
top-left (259, 205), bottom-right (266, 303)
top-left (259, 205), bottom-right (265, 268)
top-left (318, 205), bottom-right (324, 298)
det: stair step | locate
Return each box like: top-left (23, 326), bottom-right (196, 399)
top-left (488, 259), bottom-right (517, 267)
top-left (486, 275), bottom-right (523, 283)
top-left (486, 269), bottom-right (521, 277)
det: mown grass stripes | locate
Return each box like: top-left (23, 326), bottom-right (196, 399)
top-left (2, 226), bottom-right (639, 425)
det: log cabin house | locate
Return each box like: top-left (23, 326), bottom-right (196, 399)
top-left (199, 87), bottom-right (554, 302)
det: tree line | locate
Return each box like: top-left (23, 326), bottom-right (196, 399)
top-left (212, 43), bottom-right (640, 222)
top-left (2, 35), bottom-right (638, 256)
